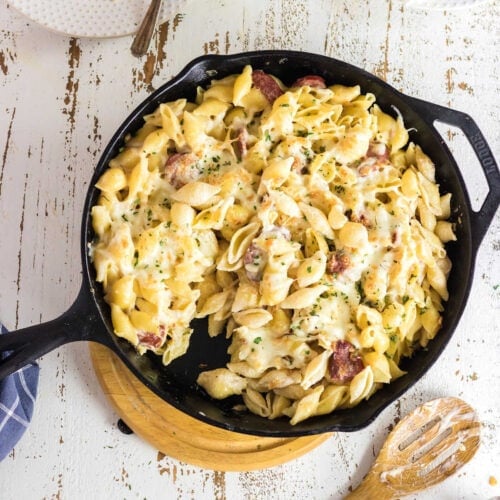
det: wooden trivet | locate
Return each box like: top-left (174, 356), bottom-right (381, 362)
top-left (89, 344), bottom-right (332, 471)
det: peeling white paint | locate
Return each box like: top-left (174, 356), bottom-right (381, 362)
top-left (0, 1), bottom-right (499, 499)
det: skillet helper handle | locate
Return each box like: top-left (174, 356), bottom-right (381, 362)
top-left (406, 96), bottom-right (500, 252)
top-left (0, 284), bottom-right (105, 380)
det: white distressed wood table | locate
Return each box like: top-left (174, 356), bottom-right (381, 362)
top-left (1, 0), bottom-right (499, 498)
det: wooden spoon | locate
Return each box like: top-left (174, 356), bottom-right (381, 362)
top-left (346, 397), bottom-right (480, 499)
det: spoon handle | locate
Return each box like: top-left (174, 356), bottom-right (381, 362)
top-left (131, 0), bottom-right (163, 57)
top-left (345, 470), bottom-right (394, 500)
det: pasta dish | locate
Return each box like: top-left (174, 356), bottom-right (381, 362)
top-left (90, 66), bottom-right (455, 424)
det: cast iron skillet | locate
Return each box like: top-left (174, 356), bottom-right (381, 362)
top-left (1, 51), bottom-right (499, 437)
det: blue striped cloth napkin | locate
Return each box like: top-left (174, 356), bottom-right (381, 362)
top-left (0, 322), bottom-right (39, 461)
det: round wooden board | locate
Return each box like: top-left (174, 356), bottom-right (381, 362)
top-left (89, 344), bottom-right (333, 471)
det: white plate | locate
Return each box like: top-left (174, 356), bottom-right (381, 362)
top-left (8, 0), bottom-right (186, 38)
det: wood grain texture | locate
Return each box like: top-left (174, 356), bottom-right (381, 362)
top-left (0, 0), bottom-right (499, 498)
top-left (347, 398), bottom-right (480, 499)
top-left (89, 344), bottom-right (332, 472)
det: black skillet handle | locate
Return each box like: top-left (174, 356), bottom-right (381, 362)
top-left (0, 282), bottom-right (111, 380)
top-left (405, 95), bottom-right (500, 253)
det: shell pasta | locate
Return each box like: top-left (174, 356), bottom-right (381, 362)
top-left (90, 66), bottom-right (455, 424)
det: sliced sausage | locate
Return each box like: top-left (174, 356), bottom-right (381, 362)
top-left (291, 75), bottom-right (327, 89)
top-left (328, 340), bottom-right (364, 384)
top-left (137, 326), bottom-right (165, 350)
top-left (252, 70), bottom-right (284, 104)
top-left (326, 251), bottom-right (350, 275)
top-left (164, 152), bottom-right (200, 188)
